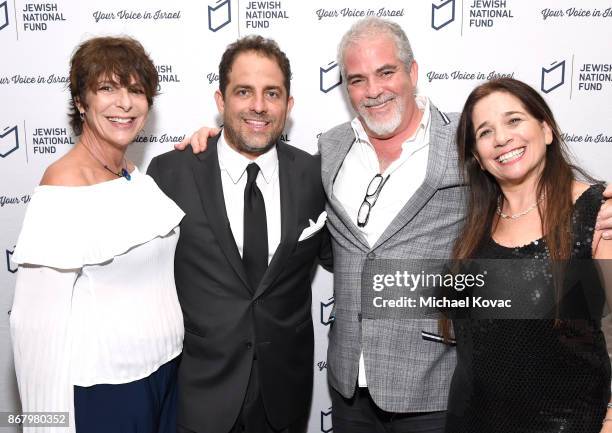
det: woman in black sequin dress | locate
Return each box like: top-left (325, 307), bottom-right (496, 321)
top-left (443, 78), bottom-right (612, 433)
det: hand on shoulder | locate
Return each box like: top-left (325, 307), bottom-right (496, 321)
top-left (174, 126), bottom-right (219, 154)
top-left (578, 180), bottom-right (612, 258)
top-left (569, 181), bottom-right (609, 257)
top-left (594, 223), bottom-right (612, 259)
top-left (597, 184), bottom-right (612, 241)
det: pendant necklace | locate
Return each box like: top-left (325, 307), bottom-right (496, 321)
top-left (82, 142), bottom-right (131, 181)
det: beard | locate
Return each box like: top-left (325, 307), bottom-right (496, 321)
top-left (358, 92), bottom-right (405, 137)
top-left (223, 112), bottom-right (281, 156)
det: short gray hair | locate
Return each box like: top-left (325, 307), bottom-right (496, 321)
top-left (337, 17), bottom-right (415, 78)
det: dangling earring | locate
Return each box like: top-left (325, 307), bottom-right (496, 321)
top-left (79, 111), bottom-right (85, 121)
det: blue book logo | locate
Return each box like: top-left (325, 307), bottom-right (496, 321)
top-left (320, 408), bottom-right (333, 433)
top-left (320, 297), bottom-right (335, 325)
top-left (6, 248), bottom-right (17, 274)
top-left (0, 1), bottom-right (9, 32)
top-left (431, 0), bottom-right (455, 30)
top-left (541, 60), bottom-right (565, 93)
top-left (208, 0), bottom-right (231, 32)
top-left (320, 61), bottom-right (342, 94)
top-left (0, 126), bottom-right (19, 158)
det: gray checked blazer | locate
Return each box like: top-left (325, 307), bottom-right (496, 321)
top-left (319, 103), bottom-right (467, 412)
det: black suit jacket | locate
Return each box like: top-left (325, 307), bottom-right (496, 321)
top-left (147, 135), bottom-right (331, 433)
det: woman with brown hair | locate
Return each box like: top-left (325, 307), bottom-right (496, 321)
top-left (445, 78), bottom-right (612, 433)
top-left (10, 36), bottom-right (184, 432)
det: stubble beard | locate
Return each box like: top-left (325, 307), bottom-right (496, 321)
top-left (224, 114), bottom-right (281, 157)
top-left (358, 93), bottom-right (405, 137)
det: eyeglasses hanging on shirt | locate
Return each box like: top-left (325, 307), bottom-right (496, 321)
top-left (357, 173), bottom-right (390, 228)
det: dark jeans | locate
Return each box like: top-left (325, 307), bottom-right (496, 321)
top-left (74, 355), bottom-right (179, 433)
top-left (331, 386), bottom-right (446, 433)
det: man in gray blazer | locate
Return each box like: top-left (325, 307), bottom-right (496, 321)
top-left (319, 17), bottom-right (463, 432)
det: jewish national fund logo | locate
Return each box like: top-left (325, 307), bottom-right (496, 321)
top-left (208, 0), bottom-right (231, 32)
top-left (0, 1), bottom-right (9, 32)
top-left (320, 296), bottom-right (335, 325)
top-left (320, 408), bottom-right (333, 433)
top-left (6, 248), bottom-right (17, 273)
top-left (431, 0), bottom-right (456, 30)
top-left (320, 61), bottom-right (342, 93)
top-left (0, 126), bottom-right (19, 158)
top-left (541, 60), bottom-right (566, 94)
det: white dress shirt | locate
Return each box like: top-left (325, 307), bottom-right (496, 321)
top-left (218, 131), bottom-right (281, 263)
top-left (332, 96), bottom-right (432, 387)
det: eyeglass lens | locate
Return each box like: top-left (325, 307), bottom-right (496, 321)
top-left (366, 175), bottom-right (383, 196)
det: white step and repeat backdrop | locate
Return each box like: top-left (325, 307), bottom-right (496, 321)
top-left (1, 0), bottom-right (611, 431)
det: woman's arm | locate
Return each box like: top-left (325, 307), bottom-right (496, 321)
top-left (597, 186), bottom-right (612, 240)
top-left (10, 264), bottom-right (79, 433)
top-left (594, 226), bottom-right (612, 315)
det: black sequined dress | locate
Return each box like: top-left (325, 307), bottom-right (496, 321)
top-left (446, 184), bottom-right (610, 433)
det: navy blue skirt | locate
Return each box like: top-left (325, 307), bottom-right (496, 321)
top-left (74, 356), bottom-right (179, 433)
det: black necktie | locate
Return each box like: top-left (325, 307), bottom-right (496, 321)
top-left (243, 163), bottom-right (268, 290)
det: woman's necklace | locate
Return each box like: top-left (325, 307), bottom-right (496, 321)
top-left (496, 195), bottom-right (544, 220)
top-left (81, 142), bottom-right (131, 181)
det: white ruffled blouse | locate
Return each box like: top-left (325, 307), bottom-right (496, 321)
top-left (10, 168), bottom-right (185, 433)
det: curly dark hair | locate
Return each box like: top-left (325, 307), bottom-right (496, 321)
top-left (218, 35), bottom-right (291, 98)
top-left (68, 36), bottom-right (159, 135)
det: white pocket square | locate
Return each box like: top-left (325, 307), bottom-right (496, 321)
top-left (298, 211), bottom-right (327, 242)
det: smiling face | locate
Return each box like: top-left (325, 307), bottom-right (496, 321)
top-left (78, 76), bottom-right (148, 150)
top-left (472, 91), bottom-right (553, 188)
top-left (215, 50), bottom-right (293, 159)
top-left (343, 34), bottom-right (419, 139)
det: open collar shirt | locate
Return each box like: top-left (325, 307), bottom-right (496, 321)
top-left (332, 96), bottom-right (432, 387)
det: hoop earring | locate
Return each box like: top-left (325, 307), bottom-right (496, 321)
top-left (79, 111), bottom-right (85, 121)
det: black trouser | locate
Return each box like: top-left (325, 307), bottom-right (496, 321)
top-left (176, 359), bottom-right (307, 433)
top-left (331, 386), bottom-right (446, 433)
top-left (229, 359), bottom-right (307, 433)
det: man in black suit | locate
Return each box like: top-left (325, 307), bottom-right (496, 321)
top-left (148, 36), bottom-right (331, 433)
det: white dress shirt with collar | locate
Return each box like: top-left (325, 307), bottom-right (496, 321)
top-left (332, 95), bottom-right (432, 387)
top-left (217, 131), bottom-right (281, 264)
